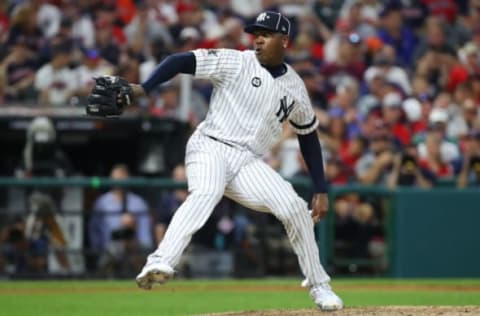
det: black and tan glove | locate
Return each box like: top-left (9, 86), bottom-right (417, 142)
top-left (86, 76), bottom-right (134, 117)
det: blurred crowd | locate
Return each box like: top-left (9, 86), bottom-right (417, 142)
top-left (1, 0), bottom-right (479, 185)
top-left (2, 0), bottom-right (480, 277)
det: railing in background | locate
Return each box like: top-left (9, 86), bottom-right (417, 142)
top-left (1, 177), bottom-right (478, 279)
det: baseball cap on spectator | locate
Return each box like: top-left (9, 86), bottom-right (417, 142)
top-left (176, 1), bottom-right (196, 14)
top-left (429, 108), bottom-right (448, 124)
top-left (383, 92), bottom-right (402, 108)
top-left (462, 42), bottom-right (478, 56)
top-left (180, 27), bottom-right (200, 41)
top-left (206, 24), bottom-right (226, 40)
top-left (358, 95), bottom-right (381, 118)
top-left (364, 68), bottom-right (385, 85)
top-left (244, 11), bottom-right (291, 36)
top-left (402, 98), bottom-right (422, 122)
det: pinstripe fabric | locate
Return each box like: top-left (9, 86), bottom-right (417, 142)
top-left (148, 49), bottom-right (330, 286)
top-left (193, 49), bottom-right (318, 156)
top-left (225, 157), bottom-right (330, 285)
top-left (152, 132), bottom-right (330, 285)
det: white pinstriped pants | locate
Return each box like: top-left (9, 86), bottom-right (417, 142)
top-left (151, 131), bottom-right (330, 285)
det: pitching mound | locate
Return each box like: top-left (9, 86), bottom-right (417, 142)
top-left (205, 306), bottom-right (480, 316)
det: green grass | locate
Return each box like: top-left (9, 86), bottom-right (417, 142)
top-left (0, 279), bottom-right (479, 316)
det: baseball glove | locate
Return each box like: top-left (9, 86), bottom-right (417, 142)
top-left (86, 76), bottom-right (134, 117)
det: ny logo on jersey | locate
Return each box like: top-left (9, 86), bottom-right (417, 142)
top-left (276, 96), bottom-right (294, 123)
top-left (207, 49), bottom-right (218, 56)
top-left (256, 12), bottom-right (269, 22)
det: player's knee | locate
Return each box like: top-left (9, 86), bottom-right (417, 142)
top-left (189, 188), bottom-right (224, 204)
top-left (275, 197), bottom-right (307, 222)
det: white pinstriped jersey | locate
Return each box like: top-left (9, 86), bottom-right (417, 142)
top-left (143, 49), bottom-right (331, 288)
top-left (192, 49), bottom-right (318, 156)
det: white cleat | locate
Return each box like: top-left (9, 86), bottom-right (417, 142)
top-left (309, 282), bottom-right (344, 311)
top-left (135, 260), bottom-right (175, 290)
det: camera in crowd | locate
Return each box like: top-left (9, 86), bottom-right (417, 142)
top-left (469, 156), bottom-right (480, 182)
top-left (397, 152), bottom-right (419, 186)
top-left (111, 227), bottom-right (136, 241)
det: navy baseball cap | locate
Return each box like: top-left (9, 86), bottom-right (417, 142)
top-left (244, 11), bottom-right (291, 36)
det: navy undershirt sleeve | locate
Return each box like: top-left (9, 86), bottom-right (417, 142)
top-left (141, 52), bottom-right (196, 94)
top-left (297, 131), bottom-right (328, 193)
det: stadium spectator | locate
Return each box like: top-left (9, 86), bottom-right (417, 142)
top-left (93, 17), bottom-right (122, 65)
top-left (457, 129), bottom-right (480, 187)
top-left (387, 144), bottom-right (435, 188)
top-left (61, 0), bottom-right (96, 49)
top-left (320, 32), bottom-right (366, 89)
top-left (32, 0), bottom-right (62, 39)
top-left (96, 212), bottom-right (146, 277)
top-left (381, 92), bottom-right (411, 146)
top-left (4, 3), bottom-right (45, 55)
top-left (296, 68), bottom-right (328, 111)
top-left (74, 48), bottom-right (114, 106)
top-left (377, 1), bottom-right (417, 68)
top-left (34, 41), bottom-right (78, 106)
top-left (447, 98), bottom-right (480, 139)
top-left (155, 164), bottom-right (187, 244)
top-left (364, 44), bottom-right (412, 95)
top-left (333, 193), bottom-right (383, 264)
top-left (355, 126), bottom-right (395, 185)
top-left (446, 42), bottom-right (480, 93)
top-left (318, 106), bottom-right (350, 158)
top-left (417, 108), bottom-right (461, 166)
top-left (338, 0), bottom-right (377, 40)
top-left (88, 164), bottom-right (153, 267)
top-left (418, 130), bottom-right (455, 179)
top-left (313, 0), bottom-right (342, 31)
top-left (124, 0), bottom-right (173, 57)
top-left (0, 35), bottom-right (38, 104)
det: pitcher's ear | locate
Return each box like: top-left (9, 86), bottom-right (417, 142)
top-left (282, 35), bottom-right (289, 48)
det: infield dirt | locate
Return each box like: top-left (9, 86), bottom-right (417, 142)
top-left (205, 306), bottom-right (480, 316)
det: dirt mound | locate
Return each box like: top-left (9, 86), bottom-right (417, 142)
top-left (204, 306), bottom-right (480, 316)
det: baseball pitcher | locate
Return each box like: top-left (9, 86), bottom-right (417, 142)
top-left (87, 11), bottom-right (343, 311)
